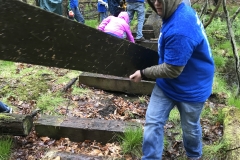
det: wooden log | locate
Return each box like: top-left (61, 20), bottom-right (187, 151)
top-left (0, 113), bottom-right (33, 136)
top-left (223, 107), bottom-right (240, 160)
top-left (78, 72), bottom-right (155, 95)
top-left (35, 115), bottom-right (140, 144)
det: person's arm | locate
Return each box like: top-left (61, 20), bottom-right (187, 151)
top-left (98, 0), bottom-right (106, 5)
top-left (143, 63), bottom-right (184, 79)
top-left (123, 23), bottom-right (135, 43)
top-left (129, 63), bottom-right (184, 82)
top-left (98, 16), bottom-right (111, 31)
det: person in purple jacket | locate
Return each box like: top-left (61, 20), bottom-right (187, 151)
top-left (98, 12), bottom-right (135, 43)
top-left (129, 0), bottom-right (214, 159)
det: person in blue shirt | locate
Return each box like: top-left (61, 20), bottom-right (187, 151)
top-left (126, 0), bottom-right (145, 42)
top-left (129, 0), bottom-right (214, 159)
top-left (68, 0), bottom-right (85, 24)
top-left (98, 0), bottom-right (108, 23)
top-left (0, 101), bottom-right (12, 113)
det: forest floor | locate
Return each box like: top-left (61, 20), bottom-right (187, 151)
top-left (3, 65), bottom-right (226, 160)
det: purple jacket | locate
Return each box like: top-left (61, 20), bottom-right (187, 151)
top-left (98, 12), bottom-right (135, 43)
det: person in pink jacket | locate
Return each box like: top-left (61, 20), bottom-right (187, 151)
top-left (98, 12), bottom-right (135, 43)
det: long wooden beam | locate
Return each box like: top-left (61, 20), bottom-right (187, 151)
top-left (0, 0), bottom-right (158, 77)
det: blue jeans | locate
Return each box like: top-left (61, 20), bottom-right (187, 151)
top-left (0, 101), bottom-right (10, 112)
top-left (142, 85), bottom-right (204, 159)
top-left (105, 32), bottom-right (123, 39)
top-left (69, 7), bottom-right (85, 24)
top-left (99, 12), bottom-right (108, 23)
top-left (127, 2), bottom-right (145, 39)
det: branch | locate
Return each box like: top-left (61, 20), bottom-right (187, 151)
top-left (199, 0), bottom-right (208, 19)
top-left (192, 0), bottom-right (202, 6)
top-left (204, 0), bottom-right (222, 28)
top-left (230, 6), bottom-right (240, 23)
top-left (62, 77), bottom-right (78, 92)
top-left (222, 0), bottom-right (240, 97)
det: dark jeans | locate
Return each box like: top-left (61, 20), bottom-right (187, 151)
top-left (0, 101), bottom-right (10, 112)
top-left (69, 7), bottom-right (85, 24)
top-left (106, 32), bottom-right (122, 39)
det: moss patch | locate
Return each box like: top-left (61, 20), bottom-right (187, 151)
top-left (0, 114), bottom-right (15, 120)
top-left (222, 107), bottom-right (240, 160)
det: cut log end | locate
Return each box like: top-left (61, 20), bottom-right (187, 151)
top-left (0, 113), bottom-right (33, 136)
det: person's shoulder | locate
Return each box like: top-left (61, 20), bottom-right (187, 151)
top-left (163, 6), bottom-right (200, 38)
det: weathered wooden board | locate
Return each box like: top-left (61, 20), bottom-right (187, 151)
top-left (42, 151), bottom-right (104, 160)
top-left (34, 115), bottom-right (139, 144)
top-left (79, 72), bottom-right (155, 95)
top-left (0, 0), bottom-right (158, 78)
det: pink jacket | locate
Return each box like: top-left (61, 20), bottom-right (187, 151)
top-left (98, 12), bottom-right (135, 43)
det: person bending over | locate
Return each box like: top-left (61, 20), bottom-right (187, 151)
top-left (98, 12), bottom-right (135, 43)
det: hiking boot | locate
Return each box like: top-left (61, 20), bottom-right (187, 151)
top-left (135, 36), bottom-right (145, 42)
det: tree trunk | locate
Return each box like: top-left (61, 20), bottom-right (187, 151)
top-left (0, 113), bottom-right (33, 136)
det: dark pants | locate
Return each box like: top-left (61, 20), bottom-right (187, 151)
top-left (69, 7), bottom-right (85, 24)
top-left (0, 101), bottom-right (10, 112)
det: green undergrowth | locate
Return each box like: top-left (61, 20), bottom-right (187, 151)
top-left (117, 125), bottom-right (143, 158)
top-left (0, 136), bottom-right (13, 160)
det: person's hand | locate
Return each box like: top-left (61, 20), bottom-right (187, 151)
top-left (129, 70), bottom-right (142, 82)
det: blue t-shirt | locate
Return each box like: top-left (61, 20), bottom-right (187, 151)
top-left (126, 0), bottom-right (144, 2)
top-left (156, 3), bottom-right (214, 102)
top-left (70, 0), bottom-right (78, 8)
top-left (98, 0), bottom-right (108, 12)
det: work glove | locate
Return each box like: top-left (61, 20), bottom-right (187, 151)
top-left (104, 2), bottom-right (108, 9)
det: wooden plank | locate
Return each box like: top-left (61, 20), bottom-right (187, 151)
top-left (0, 0), bottom-right (158, 78)
top-left (137, 40), bottom-right (158, 52)
top-left (34, 115), bottom-right (139, 144)
top-left (79, 72), bottom-right (155, 95)
top-left (42, 151), bottom-right (104, 160)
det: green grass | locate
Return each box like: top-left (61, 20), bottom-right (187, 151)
top-left (36, 92), bottom-right (65, 113)
top-left (212, 74), bottom-right (229, 94)
top-left (212, 51), bottom-right (227, 69)
top-left (71, 86), bottom-right (91, 95)
top-left (0, 136), bottom-right (12, 160)
top-left (168, 107), bottom-right (180, 123)
top-left (203, 141), bottom-right (228, 159)
top-left (228, 96), bottom-right (240, 110)
top-left (85, 19), bottom-right (99, 28)
top-left (117, 126), bottom-right (143, 158)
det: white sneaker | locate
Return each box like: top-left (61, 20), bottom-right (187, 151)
top-left (8, 108), bottom-right (13, 113)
